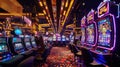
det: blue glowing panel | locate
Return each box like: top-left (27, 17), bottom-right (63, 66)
top-left (86, 24), bottom-right (95, 45)
top-left (81, 28), bottom-right (85, 44)
top-left (0, 44), bottom-right (8, 53)
top-left (14, 29), bottom-right (22, 35)
top-left (98, 18), bottom-right (111, 47)
top-left (62, 35), bottom-right (66, 41)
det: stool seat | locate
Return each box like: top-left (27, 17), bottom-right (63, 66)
top-left (89, 60), bottom-right (105, 67)
top-left (76, 51), bottom-right (82, 55)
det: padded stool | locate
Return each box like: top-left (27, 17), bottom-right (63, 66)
top-left (87, 60), bottom-right (105, 67)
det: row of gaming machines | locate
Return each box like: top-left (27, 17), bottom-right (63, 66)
top-left (0, 28), bottom-right (38, 67)
top-left (77, 0), bottom-right (120, 66)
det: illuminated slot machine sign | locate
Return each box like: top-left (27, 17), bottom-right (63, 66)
top-left (98, 2), bottom-right (109, 17)
top-left (13, 37), bottom-right (25, 54)
top-left (31, 37), bottom-right (37, 48)
top-left (81, 16), bottom-right (86, 45)
top-left (24, 37), bottom-right (32, 49)
top-left (96, 1), bottom-right (117, 52)
top-left (86, 9), bottom-right (97, 47)
top-left (0, 37), bottom-right (12, 61)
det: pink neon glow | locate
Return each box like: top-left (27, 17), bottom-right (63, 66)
top-left (24, 16), bottom-right (32, 26)
top-left (98, 2), bottom-right (109, 18)
top-left (81, 16), bottom-right (86, 27)
top-left (86, 9), bottom-right (97, 47)
top-left (87, 9), bottom-right (95, 23)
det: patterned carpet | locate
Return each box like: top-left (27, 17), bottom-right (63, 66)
top-left (42, 47), bottom-right (77, 67)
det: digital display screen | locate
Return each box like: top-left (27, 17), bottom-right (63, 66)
top-left (0, 44), bottom-right (8, 53)
top-left (48, 37), bottom-right (53, 41)
top-left (15, 43), bottom-right (24, 51)
top-left (66, 37), bottom-right (69, 41)
top-left (25, 38), bottom-right (30, 42)
top-left (32, 41), bottom-right (37, 48)
top-left (98, 18), bottom-right (111, 47)
top-left (86, 24), bottom-right (95, 45)
top-left (13, 38), bottom-right (22, 43)
top-left (0, 38), bottom-right (8, 53)
top-left (81, 28), bottom-right (85, 44)
top-left (57, 36), bottom-right (61, 41)
top-left (26, 42), bottom-right (32, 49)
top-left (0, 38), bottom-right (6, 44)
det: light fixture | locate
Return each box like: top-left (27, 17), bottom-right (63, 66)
top-left (39, 1), bottom-right (43, 6)
top-left (43, 10), bottom-right (46, 14)
top-left (65, 0), bottom-right (68, 7)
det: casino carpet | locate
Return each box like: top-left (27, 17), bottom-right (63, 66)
top-left (42, 47), bottom-right (78, 67)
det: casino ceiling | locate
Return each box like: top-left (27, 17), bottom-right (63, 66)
top-left (0, 0), bottom-right (119, 33)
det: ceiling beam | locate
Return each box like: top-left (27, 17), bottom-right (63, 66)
top-left (0, 0), bottom-right (23, 16)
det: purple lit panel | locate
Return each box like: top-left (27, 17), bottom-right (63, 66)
top-left (97, 14), bottom-right (116, 50)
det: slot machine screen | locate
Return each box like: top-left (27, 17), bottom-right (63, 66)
top-left (86, 24), bottom-right (95, 45)
top-left (98, 17), bottom-right (111, 48)
top-left (31, 37), bottom-right (37, 48)
top-left (25, 42), bottom-right (32, 49)
top-left (57, 36), bottom-right (61, 41)
top-left (81, 28), bottom-right (85, 44)
top-left (0, 38), bottom-right (8, 53)
top-left (32, 41), bottom-right (37, 48)
top-left (62, 35), bottom-right (66, 41)
top-left (14, 43), bottom-right (24, 51)
top-left (0, 44), bottom-right (8, 53)
top-left (48, 37), bottom-right (53, 41)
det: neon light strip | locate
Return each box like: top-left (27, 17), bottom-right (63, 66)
top-left (81, 16), bottom-right (86, 27)
top-left (98, 2), bottom-right (109, 18)
top-left (97, 14), bottom-right (116, 50)
top-left (87, 9), bottom-right (94, 23)
top-left (116, 4), bottom-right (120, 18)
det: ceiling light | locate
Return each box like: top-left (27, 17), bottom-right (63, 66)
top-left (63, 11), bottom-right (66, 15)
top-left (43, 2), bottom-right (46, 6)
top-left (43, 10), bottom-right (46, 14)
top-left (82, 3), bottom-right (85, 6)
top-left (39, 2), bottom-right (43, 6)
top-left (65, 0), bottom-right (68, 7)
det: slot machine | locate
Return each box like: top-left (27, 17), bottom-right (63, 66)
top-left (11, 37), bottom-right (25, 55)
top-left (80, 16), bottom-right (86, 46)
top-left (0, 37), bottom-right (24, 66)
top-left (90, 0), bottom-right (120, 66)
top-left (0, 37), bottom-right (12, 61)
top-left (24, 35), bottom-right (33, 50)
top-left (86, 9), bottom-right (97, 49)
top-left (9, 28), bottom-right (33, 57)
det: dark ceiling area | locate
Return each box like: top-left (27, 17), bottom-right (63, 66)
top-left (0, 0), bottom-right (120, 32)
top-left (17, 0), bottom-right (43, 13)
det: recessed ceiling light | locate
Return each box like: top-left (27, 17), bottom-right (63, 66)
top-left (82, 3), bottom-right (85, 6)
